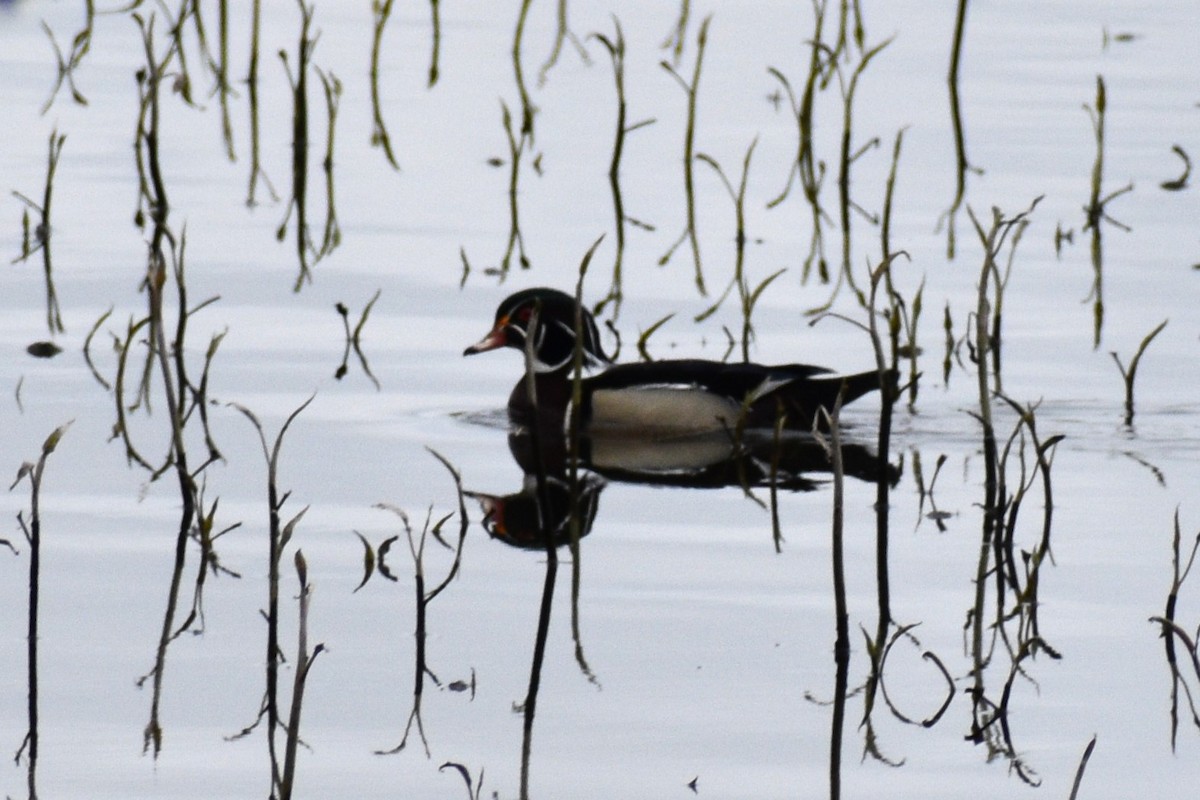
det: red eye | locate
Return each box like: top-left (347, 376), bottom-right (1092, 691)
top-left (516, 306), bottom-right (532, 322)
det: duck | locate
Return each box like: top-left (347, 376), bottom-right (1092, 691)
top-left (463, 287), bottom-right (889, 436)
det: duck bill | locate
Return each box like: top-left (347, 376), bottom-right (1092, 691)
top-left (463, 325), bottom-right (507, 356)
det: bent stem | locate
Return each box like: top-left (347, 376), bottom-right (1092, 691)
top-left (1110, 319), bottom-right (1168, 427)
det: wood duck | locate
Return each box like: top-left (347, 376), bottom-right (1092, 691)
top-left (464, 287), bottom-right (888, 436)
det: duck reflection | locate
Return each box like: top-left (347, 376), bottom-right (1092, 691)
top-left (467, 421), bottom-right (895, 549)
top-left (469, 469), bottom-right (604, 550)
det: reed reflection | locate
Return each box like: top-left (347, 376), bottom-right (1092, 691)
top-left (1150, 509), bottom-right (1200, 751)
top-left (373, 452), bottom-right (468, 759)
top-left (464, 391), bottom-right (891, 800)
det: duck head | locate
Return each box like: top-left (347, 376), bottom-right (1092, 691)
top-left (463, 287), bottom-right (611, 373)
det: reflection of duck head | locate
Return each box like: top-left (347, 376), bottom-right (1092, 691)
top-left (464, 287), bottom-right (893, 436)
top-left (467, 473), bottom-right (604, 550)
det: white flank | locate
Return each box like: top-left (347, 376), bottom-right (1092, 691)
top-left (587, 386), bottom-right (741, 435)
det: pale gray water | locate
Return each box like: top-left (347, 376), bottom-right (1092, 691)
top-left (1, 1), bottom-right (1199, 798)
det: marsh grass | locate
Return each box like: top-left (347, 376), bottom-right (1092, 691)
top-left (1149, 510), bottom-right (1200, 751)
top-left (11, 421), bottom-right (73, 800)
top-left (40, 5), bottom-right (94, 114)
top-left (512, 0), bottom-right (538, 141)
top-left (11, 130), bottom-right (67, 336)
top-left (119, 23), bottom-right (239, 749)
top-left (1082, 75), bottom-right (1134, 348)
top-left (765, 0), bottom-right (835, 284)
top-left (831, 37), bottom-right (890, 304)
top-left (495, 101), bottom-right (531, 275)
top-left (1160, 144), bottom-right (1191, 191)
top-left (960, 201), bottom-right (1064, 785)
top-left (278, 549), bottom-right (324, 800)
top-left (539, 0), bottom-right (589, 86)
top-left (369, 0), bottom-right (402, 170)
top-left (245, 0), bottom-right (278, 205)
top-left (1110, 318), bottom-right (1168, 427)
top-left (659, 0), bottom-right (691, 66)
top-left (279, 0), bottom-right (315, 288)
top-left (334, 289), bottom-right (382, 388)
top-left (439, 762), bottom-right (487, 800)
top-left (428, 0), bottom-right (442, 86)
top-left (567, 242), bottom-right (603, 686)
top-left (591, 18), bottom-right (657, 316)
top-left (812, 390), bottom-right (850, 799)
top-left (373, 449), bottom-right (469, 758)
top-left (766, 66), bottom-right (827, 282)
top-left (514, 297), bottom-right (559, 800)
top-left (938, 0), bottom-right (981, 259)
top-left (912, 451), bottom-right (950, 530)
top-left (213, 0), bottom-right (236, 162)
top-left (658, 15), bottom-right (711, 296)
top-left (694, 140), bottom-right (788, 363)
top-left (1068, 736), bottom-right (1098, 800)
top-left (226, 395), bottom-right (315, 798)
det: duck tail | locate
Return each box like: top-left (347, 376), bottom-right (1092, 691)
top-left (831, 367), bottom-right (896, 407)
top-left (761, 367), bottom-right (896, 430)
